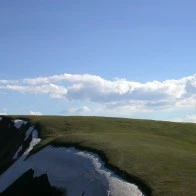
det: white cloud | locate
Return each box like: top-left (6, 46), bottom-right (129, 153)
top-left (23, 74), bottom-right (107, 85)
top-left (29, 111), bottom-right (42, 115)
top-left (0, 112), bottom-right (7, 115)
top-left (175, 95), bottom-right (196, 108)
top-left (63, 106), bottom-right (91, 115)
top-left (1, 73), bottom-right (196, 113)
top-left (185, 115), bottom-right (196, 123)
top-left (169, 115), bottom-right (196, 123)
top-left (0, 84), bottom-right (67, 98)
top-left (0, 80), bottom-right (18, 84)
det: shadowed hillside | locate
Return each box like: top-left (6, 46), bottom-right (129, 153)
top-left (1, 169), bottom-right (62, 196)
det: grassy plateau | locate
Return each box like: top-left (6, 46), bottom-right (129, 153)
top-left (0, 115), bottom-right (196, 196)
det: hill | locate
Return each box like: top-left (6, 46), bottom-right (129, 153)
top-left (0, 115), bottom-right (195, 195)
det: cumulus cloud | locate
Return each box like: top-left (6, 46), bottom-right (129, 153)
top-left (23, 74), bottom-right (106, 85)
top-left (0, 112), bottom-right (7, 115)
top-left (1, 73), bottom-right (196, 112)
top-left (23, 73), bottom-right (196, 103)
top-left (169, 115), bottom-right (196, 123)
top-left (185, 115), bottom-right (196, 123)
top-left (70, 106), bottom-right (91, 113)
top-left (62, 106), bottom-right (91, 115)
top-left (175, 95), bottom-right (196, 108)
top-left (29, 111), bottom-right (42, 115)
top-left (0, 80), bottom-right (18, 84)
top-left (0, 84), bottom-right (67, 98)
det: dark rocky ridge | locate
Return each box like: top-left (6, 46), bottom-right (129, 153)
top-left (0, 117), bottom-right (18, 149)
top-left (0, 169), bottom-right (62, 196)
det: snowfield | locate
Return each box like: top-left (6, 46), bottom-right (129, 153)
top-left (12, 145), bottom-right (23, 160)
top-left (13, 119), bottom-right (27, 129)
top-left (0, 126), bottom-right (41, 192)
top-left (27, 146), bottom-right (143, 196)
top-left (0, 124), bottom-right (143, 196)
top-left (12, 126), bottom-right (40, 160)
top-left (24, 126), bottom-right (35, 140)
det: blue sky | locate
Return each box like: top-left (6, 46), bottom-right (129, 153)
top-left (0, 1), bottom-right (196, 122)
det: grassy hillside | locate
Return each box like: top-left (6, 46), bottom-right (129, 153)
top-left (1, 116), bottom-right (196, 195)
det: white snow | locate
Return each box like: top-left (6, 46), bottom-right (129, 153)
top-left (0, 127), bottom-right (41, 192)
top-left (23, 130), bottom-right (41, 155)
top-left (12, 126), bottom-right (38, 160)
top-left (13, 145), bottom-right (23, 160)
top-left (0, 144), bottom-right (143, 196)
top-left (12, 130), bottom-right (41, 160)
top-left (13, 119), bottom-right (27, 129)
top-left (24, 126), bottom-right (34, 141)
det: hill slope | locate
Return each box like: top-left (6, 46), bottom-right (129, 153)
top-left (0, 115), bottom-right (195, 195)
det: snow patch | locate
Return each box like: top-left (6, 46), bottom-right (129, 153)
top-left (0, 145), bottom-right (143, 196)
top-left (24, 126), bottom-right (34, 141)
top-left (13, 119), bottom-right (27, 129)
top-left (23, 130), bottom-right (41, 156)
top-left (0, 127), bottom-right (41, 191)
top-left (13, 145), bottom-right (23, 160)
top-left (12, 130), bottom-right (41, 160)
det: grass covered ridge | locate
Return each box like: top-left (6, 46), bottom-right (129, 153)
top-left (1, 116), bottom-right (196, 195)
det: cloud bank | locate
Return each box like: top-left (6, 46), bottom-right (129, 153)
top-left (170, 115), bottom-right (196, 123)
top-left (1, 73), bottom-right (196, 115)
top-left (0, 113), bottom-right (7, 115)
top-left (29, 111), bottom-right (42, 116)
top-left (61, 106), bottom-right (91, 115)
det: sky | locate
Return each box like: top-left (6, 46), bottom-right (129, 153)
top-left (0, 0), bottom-right (196, 122)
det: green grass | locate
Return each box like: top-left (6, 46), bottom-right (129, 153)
top-left (1, 115), bottom-right (196, 195)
